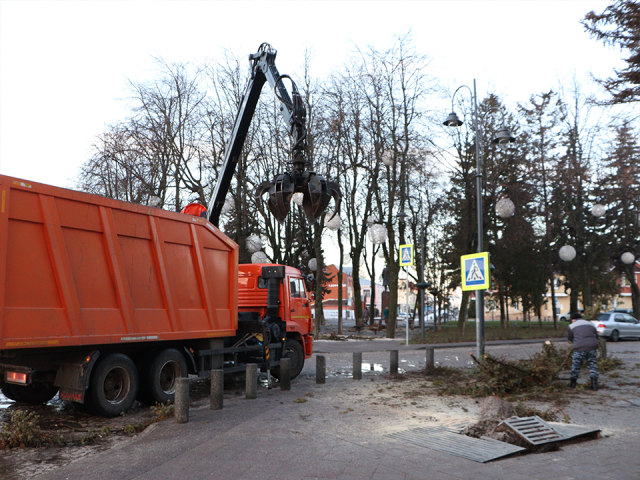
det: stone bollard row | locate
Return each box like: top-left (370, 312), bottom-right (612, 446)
top-left (390, 350), bottom-right (399, 374)
top-left (175, 377), bottom-right (189, 424)
top-left (316, 355), bottom-right (326, 384)
top-left (426, 347), bottom-right (435, 368)
top-left (280, 358), bottom-right (291, 391)
top-left (353, 352), bottom-right (362, 380)
top-left (246, 363), bottom-right (258, 399)
top-left (210, 369), bottom-right (223, 410)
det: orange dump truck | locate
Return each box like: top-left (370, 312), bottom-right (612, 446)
top-left (0, 175), bottom-right (313, 417)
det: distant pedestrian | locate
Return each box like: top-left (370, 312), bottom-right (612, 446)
top-left (364, 307), bottom-right (369, 325)
top-left (383, 307), bottom-right (389, 325)
top-left (567, 312), bottom-right (599, 391)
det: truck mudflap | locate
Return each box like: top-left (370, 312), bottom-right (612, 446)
top-left (54, 350), bottom-right (100, 403)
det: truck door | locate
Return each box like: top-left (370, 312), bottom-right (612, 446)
top-left (288, 276), bottom-right (310, 329)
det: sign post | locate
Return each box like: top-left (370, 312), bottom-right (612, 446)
top-left (461, 252), bottom-right (490, 358)
top-left (399, 245), bottom-right (414, 345)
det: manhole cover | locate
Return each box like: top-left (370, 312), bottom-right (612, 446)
top-left (500, 416), bottom-right (563, 445)
top-left (387, 426), bottom-right (526, 463)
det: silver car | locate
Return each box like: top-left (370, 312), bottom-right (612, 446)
top-left (592, 312), bottom-right (640, 341)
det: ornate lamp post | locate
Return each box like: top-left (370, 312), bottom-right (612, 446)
top-left (443, 79), bottom-right (515, 358)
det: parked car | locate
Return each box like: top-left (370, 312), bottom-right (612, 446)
top-left (591, 312), bottom-right (640, 342)
top-left (611, 308), bottom-right (634, 314)
top-left (396, 312), bottom-right (435, 329)
top-left (558, 309), bottom-right (585, 322)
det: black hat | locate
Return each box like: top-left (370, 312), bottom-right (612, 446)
top-left (570, 312), bottom-right (583, 320)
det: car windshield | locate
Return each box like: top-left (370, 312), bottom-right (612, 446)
top-left (596, 313), bottom-right (610, 321)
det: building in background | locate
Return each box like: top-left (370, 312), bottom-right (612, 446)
top-left (311, 265), bottom-right (383, 320)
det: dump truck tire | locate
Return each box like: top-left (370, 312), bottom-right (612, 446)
top-left (89, 353), bottom-right (138, 418)
top-left (143, 349), bottom-right (188, 405)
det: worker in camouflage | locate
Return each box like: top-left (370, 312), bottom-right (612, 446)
top-left (567, 312), bottom-right (599, 391)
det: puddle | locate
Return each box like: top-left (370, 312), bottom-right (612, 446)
top-left (0, 391), bottom-right (12, 409)
top-left (362, 363), bottom-right (385, 372)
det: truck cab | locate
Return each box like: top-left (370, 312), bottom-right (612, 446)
top-left (237, 263), bottom-right (313, 378)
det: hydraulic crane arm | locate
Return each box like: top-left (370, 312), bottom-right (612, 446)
top-left (207, 43), bottom-right (340, 227)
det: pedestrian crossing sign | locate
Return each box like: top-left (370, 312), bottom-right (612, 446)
top-left (461, 252), bottom-right (490, 291)
top-left (399, 244), bottom-right (413, 266)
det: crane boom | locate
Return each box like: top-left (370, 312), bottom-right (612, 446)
top-left (207, 43), bottom-right (340, 227)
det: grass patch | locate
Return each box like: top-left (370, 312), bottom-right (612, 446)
top-left (410, 321), bottom-right (567, 344)
top-left (151, 402), bottom-right (174, 421)
top-left (0, 410), bottom-right (63, 449)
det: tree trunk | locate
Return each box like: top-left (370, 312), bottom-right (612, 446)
top-left (386, 261), bottom-right (400, 338)
top-left (313, 223), bottom-right (325, 339)
top-left (458, 290), bottom-right (471, 333)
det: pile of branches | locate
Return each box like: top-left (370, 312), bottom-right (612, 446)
top-left (463, 342), bottom-right (572, 397)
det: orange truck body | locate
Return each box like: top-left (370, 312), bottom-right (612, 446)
top-left (0, 175), bottom-right (238, 350)
top-left (0, 175), bottom-right (312, 415)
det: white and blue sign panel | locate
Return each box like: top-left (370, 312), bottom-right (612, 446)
top-left (399, 244), bottom-right (413, 266)
top-left (461, 252), bottom-right (490, 291)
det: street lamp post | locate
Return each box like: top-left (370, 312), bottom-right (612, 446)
top-left (444, 79), bottom-right (515, 358)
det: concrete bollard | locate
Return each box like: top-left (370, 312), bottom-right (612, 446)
top-left (210, 369), bottom-right (224, 410)
top-left (426, 347), bottom-right (435, 368)
top-left (353, 352), bottom-right (362, 380)
top-left (316, 355), bottom-right (326, 384)
top-left (390, 350), bottom-right (399, 374)
top-left (246, 364), bottom-right (258, 399)
top-left (174, 377), bottom-right (189, 424)
top-left (280, 358), bottom-right (291, 391)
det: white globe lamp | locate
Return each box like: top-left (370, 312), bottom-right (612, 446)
top-left (496, 198), bottom-right (515, 218)
top-left (591, 204), bottom-right (606, 218)
top-left (246, 235), bottom-right (263, 254)
top-left (292, 192), bottom-right (304, 206)
top-left (251, 251), bottom-right (269, 264)
top-left (308, 258), bottom-right (318, 271)
top-left (325, 214), bottom-right (341, 231)
top-left (621, 252), bottom-right (636, 265)
top-left (559, 246), bottom-right (577, 262)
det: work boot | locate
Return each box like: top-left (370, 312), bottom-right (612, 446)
top-left (591, 378), bottom-right (598, 391)
top-left (569, 378), bottom-right (577, 389)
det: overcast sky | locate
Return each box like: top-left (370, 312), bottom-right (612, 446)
top-left (0, 0), bottom-right (625, 191)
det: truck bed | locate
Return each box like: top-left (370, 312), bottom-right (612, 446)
top-left (0, 175), bottom-right (238, 351)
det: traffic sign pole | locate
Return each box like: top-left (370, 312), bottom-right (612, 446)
top-left (461, 252), bottom-right (489, 359)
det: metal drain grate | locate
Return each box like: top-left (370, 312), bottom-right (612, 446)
top-left (387, 426), bottom-right (526, 463)
top-left (500, 416), bottom-right (563, 445)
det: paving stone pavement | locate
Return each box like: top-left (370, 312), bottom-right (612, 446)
top-left (32, 339), bottom-right (640, 480)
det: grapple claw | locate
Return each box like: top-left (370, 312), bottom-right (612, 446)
top-left (255, 181), bottom-right (273, 219)
top-left (255, 171), bottom-right (341, 224)
top-left (325, 181), bottom-right (342, 223)
top-left (270, 173), bottom-right (294, 223)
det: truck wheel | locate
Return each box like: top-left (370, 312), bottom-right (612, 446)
top-left (610, 329), bottom-right (620, 342)
top-left (89, 353), bottom-right (138, 418)
top-left (8, 384), bottom-right (58, 404)
top-left (144, 349), bottom-right (187, 405)
top-left (274, 340), bottom-right (305, 380)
